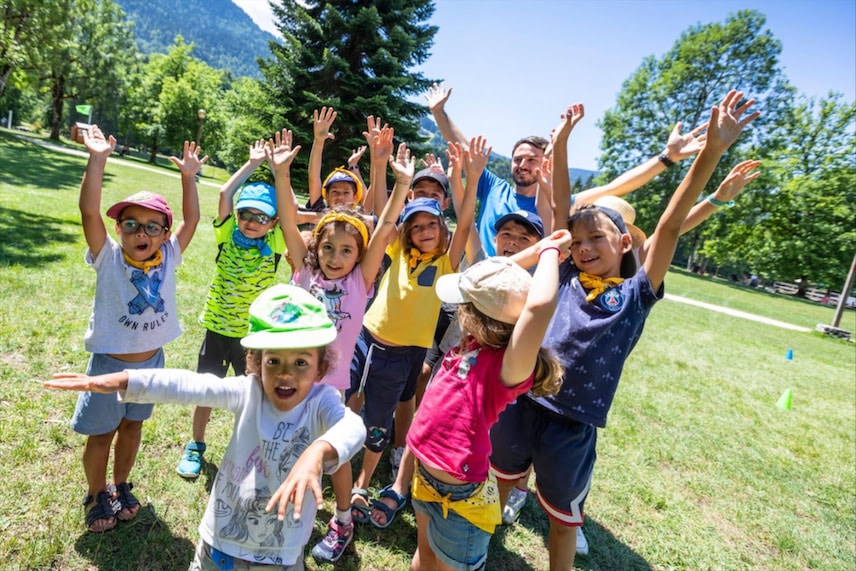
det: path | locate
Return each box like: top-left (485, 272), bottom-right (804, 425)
top-left (664, 293), bottom-right (811, 332)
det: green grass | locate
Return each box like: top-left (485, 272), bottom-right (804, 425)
top-left (1, 131), bottom-right (854, 570)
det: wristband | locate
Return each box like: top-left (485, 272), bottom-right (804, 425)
top-left (658, 153), bottom-right (675, 168)
top-left (538, 246), bottom-right (560, 259)
top-left (707, 195), bottom-right (734, 208)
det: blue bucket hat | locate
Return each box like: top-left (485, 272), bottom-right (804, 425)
top-left (235, 182), bottom-right (277, 217)
top-left (400, 197), bottom-right (443, 223)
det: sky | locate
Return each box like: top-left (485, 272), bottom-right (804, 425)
top-left (232, 0), bottom-right (855, 171)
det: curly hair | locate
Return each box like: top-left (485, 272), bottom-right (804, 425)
top-left (456, 302), bottom-right (563, 397)
top-left (303, 206), bottom-right (368, 272)
top-left (245, 345), bottom-right (334, 379)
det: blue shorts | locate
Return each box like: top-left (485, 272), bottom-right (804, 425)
top-left (70, 350), bottom-right (164, 435)
top-left (197, 329), bottom-right (247, 376)
top-left (489, 397), bottom-right (596, 527)
top-left (411, 466), bottom-right (489, 571)
top-left (347, 328), bottom-right (426, 452)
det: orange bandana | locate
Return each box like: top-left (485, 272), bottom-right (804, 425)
top-left (123, 249), bottom-right (163, 274)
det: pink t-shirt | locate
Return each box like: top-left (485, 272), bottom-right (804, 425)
top-left (292, 266), bottom-right (372, 390)
top-left (407, 342), bottom-right (534, 482)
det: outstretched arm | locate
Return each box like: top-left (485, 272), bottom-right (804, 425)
top-left (550, 103), bottom-right (585, 231)
top-left (448, 137), bottom-right (489, 269)
top-left (308, 107), bottom-right (337, 206)
top-left (645, 91), bottom-right (760, 290)
top-left (361, 125), bottom-right (398, 288)
top-left (45, 371), bottom-right (129, 393)
top-left (269, 129), bottom-right (307, 272)
top-left (216, 139), bottom-right (268, 222)
top-left (168, 141), bottom-right (206, 252)
top-left (502, 230), bottom-right (571, 385)
top-left (425, 82), bottom-right (471, 151)
top-left (79, 126), bottom-right (115, 258)
top-left (574, 122), bottom-right (708, 207)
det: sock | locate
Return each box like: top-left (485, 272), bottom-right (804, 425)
top-left (336, 507), bottom-right (352, 526)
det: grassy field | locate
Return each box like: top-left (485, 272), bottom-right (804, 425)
top-left (1, 130), bottom-right (854, 570)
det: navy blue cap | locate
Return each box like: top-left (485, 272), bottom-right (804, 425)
top-left (494, 210), bottom-right (545, 239)
top-left (401, 197), bottom-right (443, 223)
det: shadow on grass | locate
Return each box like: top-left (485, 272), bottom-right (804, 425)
top-left (0, 132), bottom-right (102, 191)
top-left (0, 207), bottom-right (79, 267)
top-left (74, 502), bottom-right (196, 570)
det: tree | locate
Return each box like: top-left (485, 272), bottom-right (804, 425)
top-left (260, 0), bottom-right (438, 183)
top-left (597, 10), bottom-right (794, 244)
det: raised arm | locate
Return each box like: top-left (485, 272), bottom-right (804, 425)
top-left (216, 139), bottom-right (268, 222)
top-left (79, 125), bottom-right (115, 257)
top-left (644, 91), bottom-right (760, 290)
top-left (425, 82), bottom-right (470, 151)
top-left (308, 107), bottom-right (337, 207)
top-left (501, 231), bottom-right (571, 386)
top-left (367, 118), bottom-right (393, 218)
top-left (448, 137), bottom-right (489, 269)
top-left (268, 129), bottom-right (307, 272)
top-left (168, 141), bottom-right (206, 252)
top-left (346, 145), bottom-right (368, 208)
top-left (550, 103), bottom-right (585, 231)
top-left (681, 159), bottom-right (760, 234)
top-left (574, 122), bottom-right (708, 206)
top-left (378, 142), bottom-right (416, 250)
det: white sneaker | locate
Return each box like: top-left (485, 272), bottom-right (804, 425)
top-left (389, 446), bottom-right (405, 481)
top-left (576, 527), bottom-right (589, 556)
top-left (501, 487), bottom-right (528, 524)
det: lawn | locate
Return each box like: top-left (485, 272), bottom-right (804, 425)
top-left (1, 130), bottom-right (854, 570)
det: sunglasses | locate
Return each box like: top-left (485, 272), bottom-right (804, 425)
top-left (237, 209), bottom-right (273, 225)
top-left (118, 219), bottom-right (168, 237)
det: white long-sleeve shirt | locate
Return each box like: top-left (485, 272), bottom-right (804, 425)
top-left (122, 369), bottom-right (365, 566)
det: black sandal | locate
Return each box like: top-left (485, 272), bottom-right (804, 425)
top-left (112, 482), bottom-right (141, 521)
top-left (84, 491), bottom-right (118, 533)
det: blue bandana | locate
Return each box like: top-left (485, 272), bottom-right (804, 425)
top-left (232, 227), bottom-right (272, 257)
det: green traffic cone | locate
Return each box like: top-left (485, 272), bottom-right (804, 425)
top-left (776, 388), bottom-right (793, 410)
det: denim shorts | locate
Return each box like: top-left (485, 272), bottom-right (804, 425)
top-left (411, 466), bottom-right (489, 571)
top-left (70, 350), bottom-right (163, 435)
top-left (188, 541), bottom-right (304, 571)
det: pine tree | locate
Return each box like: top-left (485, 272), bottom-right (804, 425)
top-left (260, 0), bottom-right (438, 181)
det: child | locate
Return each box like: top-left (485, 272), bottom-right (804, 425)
top-left (73, 125), bottom-right (203, 532)
top-left (406, 241), bottom-right (568, 571)
top-left (490, 90), bottom-right (760, 570)
top-left (176, 139), bottom-right (287, 479)
top-left (306, 106), bottom-right (368, 211)
top-left (346, 137), bottom-right (483, 524)
top-left (46, 284), bottom-right (366, 569)
top-left (267, 126), bottom-right (400, 562)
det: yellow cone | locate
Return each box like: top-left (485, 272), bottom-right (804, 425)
top-left (776, 388), bottom-right (793, 410)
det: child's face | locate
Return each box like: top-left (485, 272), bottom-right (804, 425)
top-left (494, 220), bottom-right (539, 257)
top-left (260, 347), bottom-right (324, 412)
top-left (409, 181), bottom-right (449, 209)
top-left (237, 207), bottom-right (277, 239)
top-left (408, 212), bottom-right (442, 253)
top-left (317, 225), bottom-right (361, 280)
top-left (569, 212), bottom-right (632, 277)
top-left (115, 205), bottom-right (171, 261)
top-left (326, 181), bottom-right (357, 207)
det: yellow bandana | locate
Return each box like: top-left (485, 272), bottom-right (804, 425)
top-left (408, 248), bottom-right (441, 268)
top-left (579, 272), bottom-right (624, 302)
top-left (314, 211), bottom-right (369, 248)
top-left (411, 463), bottom-right (502, 534)
top-left (123, 249), bottom-right (163, 274)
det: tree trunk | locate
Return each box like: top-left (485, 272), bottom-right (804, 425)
top-left (148, 140), bottom-right (159, 164)
top-left (49, 74), bottom-right (65, 140)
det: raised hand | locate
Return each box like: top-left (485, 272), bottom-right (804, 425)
top-left (420, 153), bottom-right (445, 174)
top-left (425, 82), bottom-right (452, 113)
top-left (664, 122), bottom-right (708, 161)
top-left (268, 129), bottom-right (302, 169)
top-left (169, 141), bottom-right (208, 175)
top-left (705, 90), bottom-right (761, 154)
top-left (538, 229), bottom-right (572, 263)
top-left (712, 159), bottom-right (762, 202)
top-left (370, 125), bottom-right (394, 163)
top-left (348, 145), bottom-right (367, 168)
top-left (362, 115), bottom-right (387, 147)
top-left (248, 138), bottom-right (268, 166)
top-left (463, 136), bottom-right (492, 179)
top-left (389, 142), bottom-right (415, 182)
top-left (553, 103), bottom-right (585, 143)
top-left (83, 125), bottom-right (116, 157)
top-left (313, 107), bottom-right (337, 142)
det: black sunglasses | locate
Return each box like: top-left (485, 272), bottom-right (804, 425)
top-left (118, 219), bottom-right (168, 237)
top-left (237, 209), bottom-right (273, 225)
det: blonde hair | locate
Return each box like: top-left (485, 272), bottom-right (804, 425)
top-left (457, 303), bottom-right (563, 397)
top-left (398, 211), bottom-right (450, 254)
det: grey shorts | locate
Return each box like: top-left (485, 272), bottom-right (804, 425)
top-left (69, 350), bottom-right (163, 435)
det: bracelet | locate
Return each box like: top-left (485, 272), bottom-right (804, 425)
top-left (707, 195), bottom-right (734, 208)
top-left (658, 153), bottom-right (675, 168)
top-left (538, 246), bottom-right (560, 259)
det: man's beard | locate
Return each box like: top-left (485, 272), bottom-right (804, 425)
top-left (512, 171), bottom-right (537, 187)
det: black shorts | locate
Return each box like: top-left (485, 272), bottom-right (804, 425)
top-left (197, 329), bottom-right (247, 376)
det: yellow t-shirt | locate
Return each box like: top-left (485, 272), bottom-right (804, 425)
top-left (363, 239), bottom-right (452, 348)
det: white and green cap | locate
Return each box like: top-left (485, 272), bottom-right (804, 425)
top-left (241, 284), bottom-right (337, 349)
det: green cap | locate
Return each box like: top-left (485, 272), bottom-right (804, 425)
top-left (241, 284), bottom-right (337, 350)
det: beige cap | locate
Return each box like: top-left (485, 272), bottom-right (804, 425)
top-left (435, 257), bottom-right (532, 324)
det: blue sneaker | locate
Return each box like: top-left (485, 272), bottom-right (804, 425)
top-left (177, 441), bottom-right (206, 479)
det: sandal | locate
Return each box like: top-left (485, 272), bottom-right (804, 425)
top-left (350, 487), bottom-right (371, 524)
top-left (370, 484), bottom-right (407, 529)
top-left (84, 491), bottom-right (118, 533)
top-left (111, 482), bottom-right (141, 522)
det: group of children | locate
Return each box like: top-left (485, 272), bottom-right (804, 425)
top-left (45, 86), bottom-right (760, 571)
